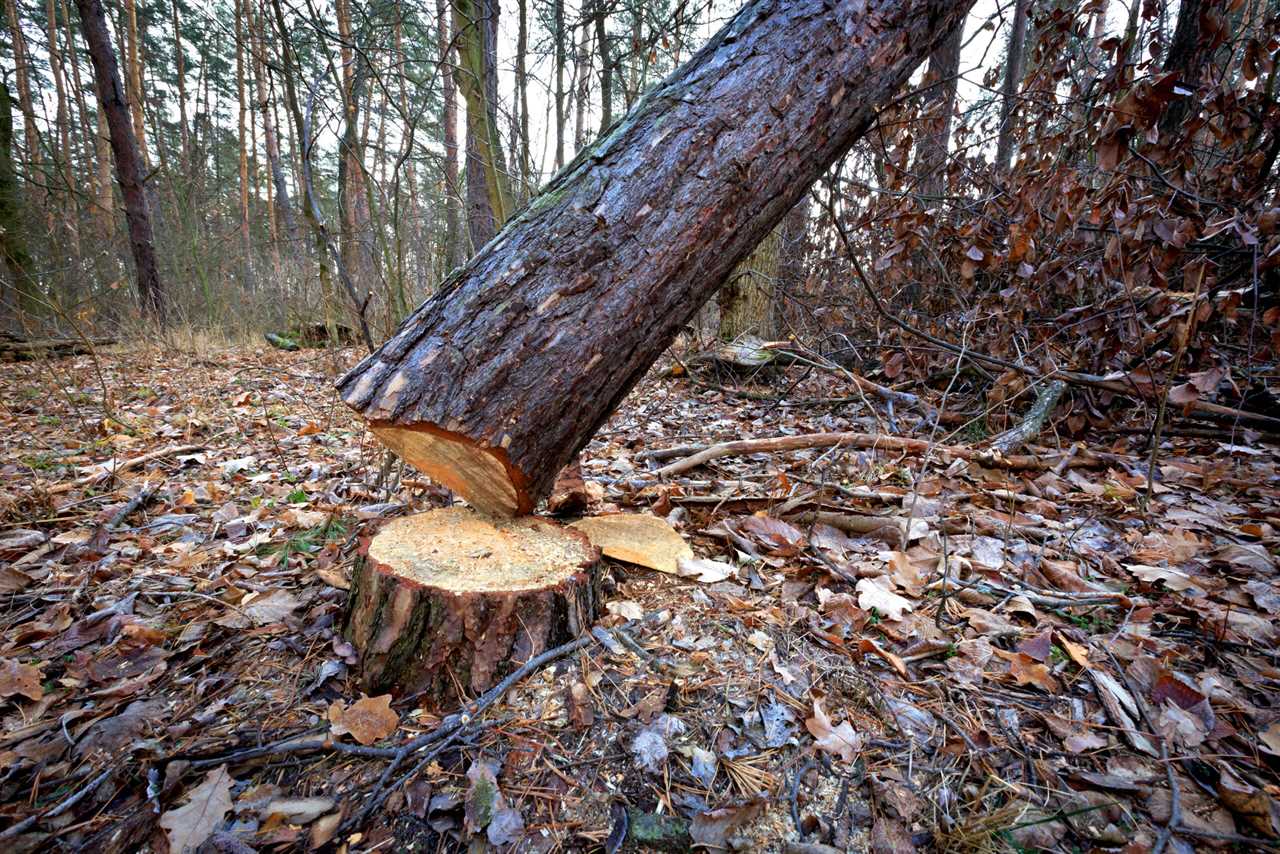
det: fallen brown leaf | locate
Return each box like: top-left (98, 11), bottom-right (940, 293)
top-left (328, 694), bottom-right (399, 745)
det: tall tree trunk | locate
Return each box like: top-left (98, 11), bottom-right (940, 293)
top-left (516, 0), bottom-right (531, 196)
top-left (3, 0), bottom-right (41, 180)
top-left (393, 0), bottom-right (421, 309)
top-left (0, 78), bottom-right (39, 316)
top-left (453, 0), bottom-right (513, 250)
top-left (336, 0), bottom-right (375, 295)
top-left (252, 0), bottom-right (294, 242)
top-left (594, 3), bottom-right (612, 135)
top-left (64, 0), bottom-right (95, 188)
top-left (1159, 0), bottom-right (1213, 136)
top-left (625, 5), bottom-right (641, 109)
top-left (235, 0), bottom-right (253, 292)
top-left (553, 0), bottom-right (565, 170)
top-left (915, 17), bottom-right (963, 199)
top-left (75, 0), bottom-right (165, 322)
top-left (994, 0), bottom-right (1029, 176)
top-left (120, 0), bottom-right (150, 169)
top-left (45, 0), bottom-right (73, 197)
top-left (92, 100), bottom-right (114, 236)
top-left (574, 22), bottom-right (590, 150)
top-left (170, 0), bottom-right (190, 173)
top-left (777, 197), bottom-right (808, 322)
top-left (436, 0), bottom-right (462, 272)
top-left (338, 0), bottom-right (974, 517)
top-left (719, 229), bottom-right (780, 342)
top-left (268, 0), bottom-right (336, 318)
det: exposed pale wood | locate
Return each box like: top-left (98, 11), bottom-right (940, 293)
top-left (991, 379), bottom-right (1067, 454)
top-left (344, 507), bottom-right (600, 707)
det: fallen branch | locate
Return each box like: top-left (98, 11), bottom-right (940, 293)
top-left (0, 767), bottom-right (113, 840)
top-left (49, 444), bottom-right (204, 495)
top-left (785, 510), bottom-right (924, 547)
top-left (0, 335), bottom-right (117, 361)
top-left (765, 343), bottom-right (932, 415)
top-left (653, 431), bottom-right (1082, 479)
top-left (344, 630), bottom-right (601, 832)
top-left (991, 380), bottom-right (1066, 454)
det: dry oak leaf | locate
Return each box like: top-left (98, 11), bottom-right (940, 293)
top-left (995, 649), bottom-right (1061, 693)
top-left (570, 513), bottom-right (692, 574)
top-left (0, 658), bottom-right (44, 701)
top-left (1055, 633), bottom-right (1093, 670)
top-left (240, 588), bottom-right (302, 625)
top-left (690, 798), bottom-right (765, 849)
top-left (328, 694), bottom-right (399, 745)
top-left (737, 515), bottom-right (807, 556)
top-left (676, 556), bottom-right (736, 583)
top-left (159, 765), bottom-right (234, 854)
top-left (855, 576), bottom-right (914, 621)
top-left (1125, 563), bottom-right (1196, 592)
top-left (805, 700), bottom-right (863, 762)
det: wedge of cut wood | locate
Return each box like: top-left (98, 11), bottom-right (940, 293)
top-left (571, 514), bottom-right (693, 575)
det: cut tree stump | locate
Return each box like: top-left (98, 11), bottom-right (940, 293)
top-left (338, 0), bottom-right (974, 516)
top-left (344, 506), bottom-right (601, 706)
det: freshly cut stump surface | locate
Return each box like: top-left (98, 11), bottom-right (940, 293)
top-left (345, 506), bottom-right (600, 708)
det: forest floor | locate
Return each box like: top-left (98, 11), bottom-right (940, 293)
top-left (1, 342), bottom-right (1279, 853)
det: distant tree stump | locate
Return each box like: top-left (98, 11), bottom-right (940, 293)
top-left (344, 507), bottom-right (601, 708)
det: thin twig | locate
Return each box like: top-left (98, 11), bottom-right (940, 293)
top-left (0, 767), bottom-right (113, 840)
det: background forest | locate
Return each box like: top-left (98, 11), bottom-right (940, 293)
top-left (0, 0), bottom-right (1274, 404)
top-left (4, 1), bottom-right (1280, 852)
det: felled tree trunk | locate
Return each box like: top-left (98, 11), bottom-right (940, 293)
top-left (344, 507), bottom-right (600, 706)
top-left (75, 0), bottom-right (166, 322)
top-left (338, 0), bottom-right (974, 516)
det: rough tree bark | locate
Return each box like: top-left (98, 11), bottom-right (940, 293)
top-left (719, 229), bottom-right (780, 342)
top-left (1159, 0), bottom-right (1215, 136)
top-left (436, 0), bottom-right (463, 272)
top-left (345, 507), bottom-right (600, 705)
top-left (338, 0), bottom-right (974, 517)
top-left (915, 16), bottom-right (963, 199)
top-left (454, 0), bottom-right (512, 249)
top-left (553, 0), bottom-right (566, 170)
top-left (0, 78), bottom-right (39, 316)
top-left (994, 0), bottom-right (1030, 176)
top-left (75, 0), bottom-right (165, 322)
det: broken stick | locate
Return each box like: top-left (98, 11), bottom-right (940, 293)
top-left (653, 431), bottom-right (1081, 479)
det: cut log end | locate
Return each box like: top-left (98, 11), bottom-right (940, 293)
top-left (371, 423), bottom-right (531, 517)
top-left (345, 507), bottom-right (600, 708)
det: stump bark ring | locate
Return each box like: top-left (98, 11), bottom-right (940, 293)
top-left (344, 506), bottom-right (601, 709)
